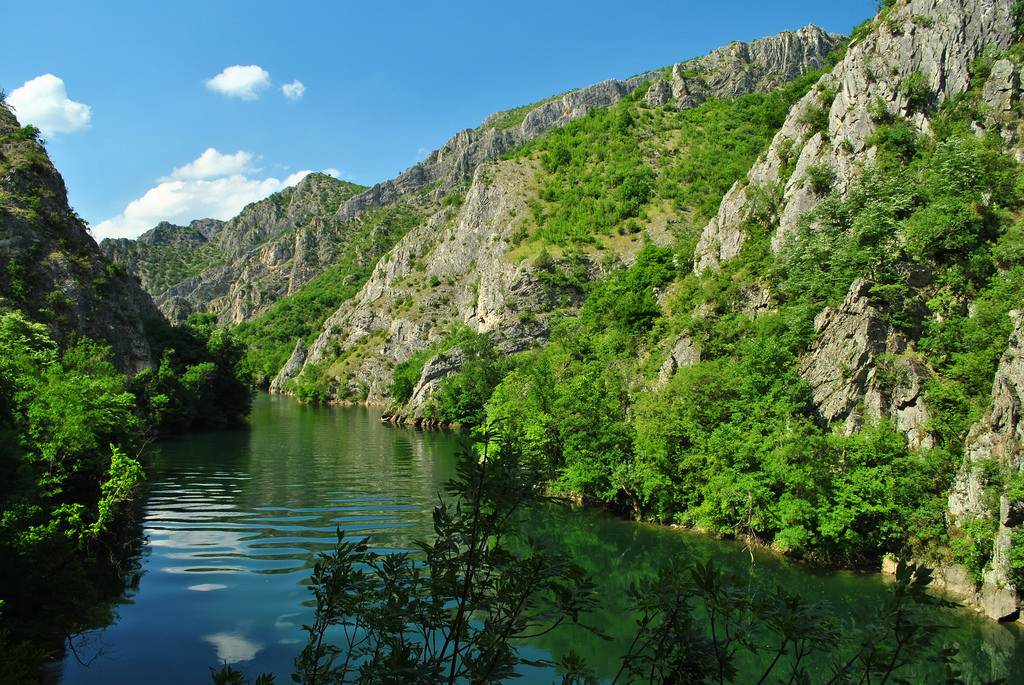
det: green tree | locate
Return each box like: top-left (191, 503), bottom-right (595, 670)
top-left (292, 435), bottom-right (599, 684)
top-left (135, 315), bottom-right (253, 433)
top-left (0, 311), bottom-right (144, 673)
top-left (220, 436), bottom-right (965, 685)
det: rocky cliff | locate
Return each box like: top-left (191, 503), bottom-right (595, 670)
top-left (101, 174), bottom-right (368, 325)
top-left (110, 25), bottom-right (842, 335)
top-left (688, 0), bottom-right (1024, 621)
top-left (695, 0), bottom-right (1017, 274)
top-left (799, 278), bottom-right (934, 449)
top-left (0, 102), bottom-right (161, 373)
top-left (267, 26), bottom-right (843, 403)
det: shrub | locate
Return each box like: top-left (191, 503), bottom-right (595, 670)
top-left (805, 164), bottom-right (836, 195)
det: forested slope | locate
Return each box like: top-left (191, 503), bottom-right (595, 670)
top-left (102, 0), bottom-right (1024, 624)
top-left (293, 0), bottom-right (1024, 622)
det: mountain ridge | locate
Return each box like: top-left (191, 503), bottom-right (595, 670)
top-left (100, 1), bottom-right (1024, 625)
top-left (0, 102), bottom-right (161, 373)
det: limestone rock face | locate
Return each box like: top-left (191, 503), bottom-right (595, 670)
top-left (0, 103), bottom-right (161, 374)
top-left (669, 24), bottom-right (842, 105)
top-left (408, 347), bottom-right (467, 411)
top-left (150, 173), bottom-right (369, 325)
top-left (799, 279), bottom-right (933, 448)
top-left (982, 59), bottom-right (1021, 112)
top-left (270, 338), bottom-right (307, 392)
top-left (285, 159), bottom-right (574, 413)
top-left (658, 335), bottom-right (701, 387)
top-left (948, 311), bottom-right (1024, 622)
top-left (694, 0), bottom-right (1018, 273)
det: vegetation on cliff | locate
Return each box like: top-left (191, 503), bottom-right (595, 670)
top-left (236, 202), bottom-right (427, 386)
top-left (403, 35), bottom-right (1024, 591)
top-left (0, 99), bottom-right (255, 679)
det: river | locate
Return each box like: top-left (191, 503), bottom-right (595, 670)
top-left (56, 394), bottom-right (1023, 683)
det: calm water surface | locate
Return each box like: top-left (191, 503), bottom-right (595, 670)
top-left (57, 395), bottom-right (1023, 683)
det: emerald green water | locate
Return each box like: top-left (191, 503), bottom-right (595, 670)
top-left (56, 395), bottom-right (1022, 683)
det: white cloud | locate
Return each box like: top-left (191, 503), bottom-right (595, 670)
top-left (281, 80), bottom-right (305, 101)
top-left (92, 148), bottom-right (316, 240)
top-left (282, 170), bottom-right (312, 186)
top-left (205, 65), bottom-right (271, 100)
top-left (202, 630), bottom-right (263, 664)
top-left (170, 148), bottom-right (257, 180)
top-left (7, 74), bottom-right (91, 136)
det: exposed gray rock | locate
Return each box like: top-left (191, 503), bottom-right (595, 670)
top-left (1004, 494), bottom-right (1024, 528)
top-left (328, 26), bottom-right (841, 260)
top-left (669, 25), bottom-right (841, 107)
top-left (983, 59), bottom-right (1020, 112)
top-left (948, 310), bottom-right (1024, 622)
top-left (695, 0), bottom-right (1017, 272)
top-left (645, 80), bottom-right (673, 107)
top-left (799, 279), bottom-right (933, 448)
top-left (334, 73), bottom-right (667, 229)
top-left (407, 346), bottom-right (467, 413)
top-left (658, 335), bottom-right (701, 387)
top-left (270, 338), bottom-right (307, 392)
top-left (287, 159), bottom-right (570, 406)
top-left (0, 103), bottom-right (160, 375)
top-left (103, 173), bottom-right (368, 325)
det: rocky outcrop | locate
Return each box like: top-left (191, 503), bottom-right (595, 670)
top-left (982, 58), bottom-right (1021, 112)
top-left (270, 338), bottom-right (307, 392)
top-left (408, 346), bottom-right (467, 411)
top-left (664, 24), bottom-right (841, 109)
top-left (0, 103), bottom-right (160, 374)
top-left (948, 311), bottom-right (1024, 622)
top-left (799, 279), bottom-right (933, 448)
top-left (695, 0), bottom-right (1018, 273)
top-left (658, 335), bottom-right (701, 387)
top-left (283, 159), bottom-right (571, 412)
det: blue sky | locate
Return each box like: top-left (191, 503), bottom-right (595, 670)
top-left (2, 1), bottom-right (875, 240)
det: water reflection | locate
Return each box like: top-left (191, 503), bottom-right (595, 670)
top-left (202, 625), bottom-right (265, 663)
top-left (57, 395), bottom-right (1023, 684)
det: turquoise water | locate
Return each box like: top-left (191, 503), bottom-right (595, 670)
top-left (56, 395), bottom-right (1023, 683)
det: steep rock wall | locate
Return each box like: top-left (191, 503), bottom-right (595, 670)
top-left (695, 0), bottom-right (1017, 273)
top-left (0, 103), bottom-right (161, 374)
top-left (799, 279), bottom-right (933, 448)
top-left (150, 173), bottom-right (366, 324)
top-left (274, 160), bottom-right (572, 409)
top-left (948, 311), bottom-right (1024, 621)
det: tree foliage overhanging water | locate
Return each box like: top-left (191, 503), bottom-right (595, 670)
top-left (220, 431), bottom-right (1001, 685)
top-left (0, 312), bottom-right (253, 681)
